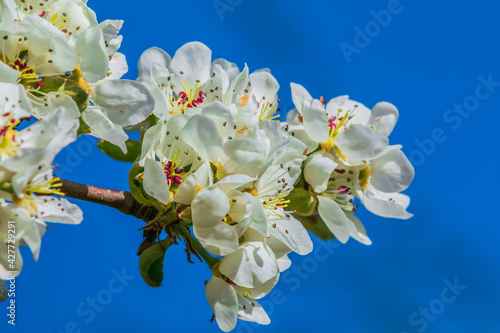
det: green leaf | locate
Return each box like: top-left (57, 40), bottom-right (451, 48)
top-left (287, 187), bottom-right (318, 217)
top-left (138, 240), bottom-right (171, 288)
top-left (98, 139), bottom-right (141, 162)
top-left (295, 214), bottom-right (336, 241)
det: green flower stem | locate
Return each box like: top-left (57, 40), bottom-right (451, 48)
top-left (184, 231), bottom-right (219, 270)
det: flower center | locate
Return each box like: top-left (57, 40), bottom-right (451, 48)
top-left (320, 108), bottom-right (357, 158)
top-left (39, 10), bottom-right (70, 34)
top-left (12, 176), bottom-right (65, 217)
top-left (262, 192), bottom-right (290, 218)
top-left (161, 150), bottom-right (185, 185)
top-left (0, 113), bottom-right (21, 158)
top-left (258, 102), bottom-right (279, 122)
top-left (325, 168), bottom-right (357, 212)
top-left (169, 81), bottom-right (205, 115)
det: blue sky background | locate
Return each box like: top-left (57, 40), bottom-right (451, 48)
top-left (2, 0), bottom-right (500, 332)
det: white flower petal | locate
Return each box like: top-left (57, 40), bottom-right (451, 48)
top-left (237, 296), bottom-right (271, 325)
top-left (98, 20), bottom-right (123, 56)
top-left (345, 212), bottom-right (371, 245)
top-left (174, 162), bottom-right (212, 205)
top-left (219, 242), bottom-right (278, 288)
top-left (205, 276), bottom-right (238, 333)
top-left (170, 42), bottom-right (212, 88)
top-left (317, 196), bottom-right (350, 243)
top-left (137, 47), bottom-right (172, 82)
top-left (371, 148), bottom-right (414, 193)
top-left (301, 99), bottom-right (329, 143)
top-left (192, 187), bottom-right (230, 228)
top-left (201, 101), bottom-right (236, 138)
top-left (81, 106), bottom-right (128, 153)
top-left (143, 157), bottom-right (171, 204)
top-left (194, 223), bottom-right (239, 256)
top-left (290, 83), bottom-right (313, 112)
top-left (92, 80), bottom-right (154, 127)
top-left (277, 255), bottom-right (292, 272)
top-left (304, 153), bottom-right (338, 193)
top-left (250, 197), bottom-right (268, 237)
top-left (216, 174), bottom-right (257, 192)
top-left (79, 27), bottom-right (108, 83)
top-left (268, 215), bottom-right (313, 255)
top-left (212, 58), bottom-right (240, 83)
top-left (222, 138), bottom-right (267, 177)
top-left (181, 114), bottom-right (223, 162)
top-left (369, 102), bottom-right (399, 137)
top-left (0, 61), bottom-right (20, 84)
top-left (336, 124), bottom-right (389, 161)
top-left (362, 188), bottom-right (413, 219)
top-left (249, 71), bottom-right (279, 102)
top-left (35, 198), bottom-right (83, 224)
top-left (107, 52), bottom-right (128, 80)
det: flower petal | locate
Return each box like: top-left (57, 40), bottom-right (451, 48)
top-left (222, 138), bottom-right (267, 177)
top-left (194, 223), bottom-right (239, 256)
top-left (81, 106), bottom-right (128, 153)
top-left (237, 296), bottom-right (271, 325)
top-left (137, 47), bottom-right (171, 82)
top-left (174, 162), bottom-right (212, 205)
top-left (317, 196), bottom-right (350, 243)
top-left (290, 82), bottom-right (313, 112)
top-left (205, 276), bottom-right (238, 333)
top-left (301, 99), bottom-right (329, 143)
top-left (336, 124), bottom-right (389, 161)
top-left (192, 187), bottom-right (230, 228)
top-left (170, 42), bottom-right (212, 87)
top-left (220, 242), bottom-right (278, 288)
top-left (143, 157), bottom-right (171, 204)
top-left (370, 147), bottom-right (414, 193)
top-left (92, 80), bottom-right (154, 127)
top-left (362, 188), bottom-right (413, 219)
top-left (304, 152), bottom-right (338, 193)
top-left (268, 215), bottom-right (313, 255)
top-left (181, 114), bottom-right (223, 162)
top-left (369, 102), bottom-right (399, 137)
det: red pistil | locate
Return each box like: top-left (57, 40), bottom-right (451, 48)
top-left (226, 278), bottom-right (237, 286)
top-left (338, 186), bottom-right (350, 194)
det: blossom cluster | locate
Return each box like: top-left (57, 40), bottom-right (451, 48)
top-left (132, 42), bottom-right (414, 331)
top-left (0, 1), bottom-right (414, 331)
top-left (0, 0), bottom-right (153, 290)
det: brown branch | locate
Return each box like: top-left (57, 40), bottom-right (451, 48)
top-left (59, 179), bottom-right (158, 223)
